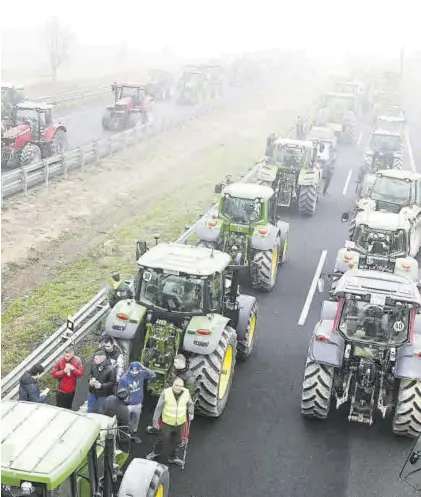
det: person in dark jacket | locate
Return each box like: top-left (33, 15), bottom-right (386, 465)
top-left (104, 388), bottom-right (132, 451)
top-left (51, 347), bottom-right (84, 409)
top-left (87, 350), bottom-right (116, 414)
top-left (107, 272), bottom-right (133, 308)
top-left (322, 159), bottom-right (336, 195)
top-left (19, 363), bottom-right (48, 403)
top-left (166, 354), bottom-right (197, 399)
top-left (100, 335), bottom-right (125, 382)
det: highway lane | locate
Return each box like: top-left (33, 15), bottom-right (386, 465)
top-left (68, 112), bottom-right (420, 496)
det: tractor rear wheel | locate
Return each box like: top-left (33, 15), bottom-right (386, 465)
top-left (301, 359), bottom-right (334, 419)
top-left (236, 297), bottom-right (259, 360)
top-left (252, 235), bottom-right (281, 291)
top-left (190, 326), bottom-right (237, 418)
top-left (20, 143), bottom-right (42, 167)
top-left (392, 379), bottom-right (421, 438)
top-left (298, 185), bottom-right (318, 215)
top-left (102, 113), bottom-right (112, 130)
top-left (50, 129), bottom-right (67, 156)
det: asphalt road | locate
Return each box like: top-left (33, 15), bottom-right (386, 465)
top-left (69, 109), bottom-right (420, 496)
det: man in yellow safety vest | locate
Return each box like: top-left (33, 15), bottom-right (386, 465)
top-left (146, 377), bottom-right (194, 465)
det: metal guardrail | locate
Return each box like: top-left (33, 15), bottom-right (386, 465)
top-left (1, 84), bottom-right (258, 202)
top-left (32, 86), bottom-right (110, 107)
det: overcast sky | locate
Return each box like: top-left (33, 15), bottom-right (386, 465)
top-left (1, 0), bottom-right (419, 59)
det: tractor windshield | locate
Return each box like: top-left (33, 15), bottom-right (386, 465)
top-left (354, 226), bottom-right (407, 256)
top-left (139, 269), bottom-right (204, 313)
top-left (119, 86), bottom-right (143, 99)
top-left (377, 119), bottom-right (405, 135)
top-left (370, 133), bottom-right (400, 153)
top-left (322, 95), bottom-right (356, 113)
top-left (338, 297), bottom-right (410, 346)
top-left (221, 196), bottom-right (262, 224)
top-left (14, 107), bottom-right (38, 124)
top-left (274, 145), bottom-right (303, 167)
top-left (370, 177), bottom-right (411, 206)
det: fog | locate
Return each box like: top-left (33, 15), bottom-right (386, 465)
top-left (1, 0), bottom-right (419, 81)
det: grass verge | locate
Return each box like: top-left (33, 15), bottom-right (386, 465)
top-left (1, 102), bottom-right (303, 377)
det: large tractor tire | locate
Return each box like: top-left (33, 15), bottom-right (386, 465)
top-left (20, 143), bottom-right (42, 167)
top-left (119, 458), bottom-right (169, 497)
top-left (393, 156), bottom-right (403, 170)
top-left (348, 214), bottom-right (356, 240)
top-left (189, 326), bottom-right (237, 418)
top-left (298, 185), bottom-right (318, 215)
top-left (280, 233), bottom-right (289, 264)
top-left (236, 296), bottom-right (259, 360)
top-left (50, 129), bottom-right (68, 156)
top-left (301, 359), bottom-right (334, 419)
top-left (252, 235), bottom-right (281, 291)
top-left (392, 379), bottom-right (421, 438)
top-left (102, 114), bottom-right (112, 130)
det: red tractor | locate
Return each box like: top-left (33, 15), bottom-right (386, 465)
top-left (1, 101), bottom-right (67, 169)
top-left (102, 82), bottom-right (153, 130)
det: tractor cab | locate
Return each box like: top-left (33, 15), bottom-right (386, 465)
top-left (1, 401), bottom-right (169, 497)
top-left (10, 102), bottom-right (54, 140)
top-left (368, 129), bottom-right (401, 155)
top-left (1, 83), bottom-right (25, 118)
top-left (375, 115), bottom-right (406, 136)
top-left (111, 82), bottom-right (146, 106)
top-left (271, 138), bottom-right (314, 168)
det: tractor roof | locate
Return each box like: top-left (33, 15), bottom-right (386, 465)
top-left (371, 128), bottom-right (400, 137)
top-left (274, 137), bottom-right (313, 148)
top-left (15, 101), bottom-right (53, 111)
top-left (221, 182), bottom-right (274, 200)
top-left (376, 169), bottom-right (421, 181)
top-left (306, 126), bottom-right (336, 141)
top-left (1, 83), bottom-right (24, 90)
top-left (334, 269), bottom-right (421, 304)
top-left (355, 210), bottom-right (410, 232)
top-left (1, 401), bottom-right (102, 489)
top-left (117, 82), bottom-right (145, 88)
top-left (324, 92), bottom-right (358, 99)
top-left (377, 115), bottom-right (405, 123)
top-left (137, 243), bottom-right (231, 276)
top-left (335, 80), bottom-right (364, 88)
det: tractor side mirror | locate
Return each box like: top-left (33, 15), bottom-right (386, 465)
top-left (136, 241), bottom-right (147, 260)
top-left (214, 183), bottom-right (224, 194)
top-left (317, 277), bottom-right (325, 293)
top-left (341, 212), bottom-right (350, 223)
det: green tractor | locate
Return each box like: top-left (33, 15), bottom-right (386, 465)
top-left (195, 182), bottom-right (289, 292)
top-left (103, 242), bottom-right (259, 418)
top-left (260, 137), bottom-right (323, 215)
top-left (177, 67), bottom-right (209, 105)
top-left (1, 400), bottom-right (169, 497)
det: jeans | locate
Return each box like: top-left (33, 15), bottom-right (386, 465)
top-left (87, 393), bottom-right (106, 414)
top-left (127, 403), bottom-right (142, 434)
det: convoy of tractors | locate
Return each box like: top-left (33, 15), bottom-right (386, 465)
top-left (2, 66), bottom-right (420, 495)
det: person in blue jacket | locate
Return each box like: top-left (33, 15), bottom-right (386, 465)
top-left (118, 361), bottom-right (156, 443)
top-left (19, 363), bottom-right (47, 403)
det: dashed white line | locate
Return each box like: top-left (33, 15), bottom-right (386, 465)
top-left (342, 170), bottom-right (353, 195)
top-left (405, 131), bottom-right (416, 172)
top-left (357, 132), bottom-right (362, 146)
top-left (298, 249), bottom-right (328, 326)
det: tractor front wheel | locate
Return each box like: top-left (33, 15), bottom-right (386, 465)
top-left (252, 235), bottom-right (281, 291)
top-left (50, 129), bottom-right (68, 156)
top-left (20, 143), bottom-right (42, 167)
top-left (298, 185), bottom-right (318, 215)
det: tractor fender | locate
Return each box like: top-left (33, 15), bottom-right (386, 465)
top-left (104, 300), bottom-right (147, 340)
top-left (334, 248), bottom-right (359, 273)
top-left (307, 321), bottom-right (345, 367)
top-left (195, 218), bottom-right (223, 244)
top-left (182, 314), bottom-right (230, 355)
top-left (256, 161), bottom-right (277, 183)
top-left (395, 343), bottom-right (421, 381)
top-left (44, 124), bottom-right (67, 142)
top-left (250, 223), bottom-right (279, 251)
top-left (320, 300), bottom-right (338, 321)
top-left (297, 167), bottom-right (322, 187)
top-left (276, 220), bottom-right (289, 244)
top-left (118, 458), bottom-right (169, 497)
top-left (394, 257), bottom-right (419, 282)
top-left (236, 294), bottom-right (258, 337)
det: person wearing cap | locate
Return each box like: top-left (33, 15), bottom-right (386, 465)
top-left (107, 272), bottom-right (133, 308)
top-left (167, 354), bottom-right (197, 399)
top-left (100, 335), bottom-right (125, 382)
top-left (117, 361), bottom-right (156, 443)
top-left (87, 350), bottom-right (116, 414)
top-left (146, 377), bottom-right (194, 466)
top-left (104, 388), bottom-right (133, 449)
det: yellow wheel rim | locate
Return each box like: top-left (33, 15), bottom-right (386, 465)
top-left (272, 246), bottom-right (279, 279)
top-left (218, 345), bottom-right (233, 399)
top-left (156, 484), bottom-right (164, 497)
top-left (282, 237), bottom-right (288, 261)
top-left (248, 313), bottom-right (256, 346)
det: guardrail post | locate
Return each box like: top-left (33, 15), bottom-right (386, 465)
top-left (79, 147), bottom-right (85, 169)
top-left (44, 160), bottom-right (49, 190)
top-left (94, 141), bottom-right (100, 164)
top-left (1, 176), bottom-right (4, 209)
top-left (22, 166), bottom-right (28, 199)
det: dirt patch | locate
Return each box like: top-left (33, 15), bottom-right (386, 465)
top-left (1, 76), bottom-right (323, 305)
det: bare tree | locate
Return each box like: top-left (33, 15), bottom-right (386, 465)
top-left (45, 16), bottom-right (74, 81)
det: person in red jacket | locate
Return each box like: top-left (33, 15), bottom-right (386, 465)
top-left (51, 347), bottom-right (84, 409)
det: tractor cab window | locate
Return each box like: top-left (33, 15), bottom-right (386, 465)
top-left (354, 226), bottom-right (407, 256)
top-left (50, 477), bottom-right (74, 497)
top-left (370, 133), bottom-right (400, 152)
top-left (338, 297), bottom-right (410, 346)
top-left (140, 269), bottom-right (204, 313)
top-left (274, 145), bottom-right (303, 167)
top-left (221, 196), bottom-right (262, 224)
top-left (209, 273), bottom-right (222, 311)
top-left (119, 87), bottom-right (142, 100)
top-left (370, 177), bottom-right (411, 206)
top-left (14, 107), bottom-right (38, 125)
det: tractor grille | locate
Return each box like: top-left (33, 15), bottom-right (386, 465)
top-left (223, 231), bottom-right (248, 258)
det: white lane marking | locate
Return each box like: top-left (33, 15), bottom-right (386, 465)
top-left (406, 131), bottom-right (416, 172)
top-left (342, 170), bottom-right (353, 195)
top-left (357, 132), bottom-right (362, 146)
top-left (298, 249), bottom-right (328, 326)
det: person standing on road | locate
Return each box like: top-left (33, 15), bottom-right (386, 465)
top-left (107, 272), bottom-right (133, 308)
top-left (19, 364), bottom-right (48, 403)
top-left (166, 354), bottom-right (197, 399)
top-left (104, 388), bottom-right (132, 451)
top-left (51, 347), bottom-right (84, 409)
top-left (118, 361), bottom-right (156, 444)
top-left (100, 335), bottom-right (125, 382)
top-left (146, 377), bottom-right (194, 466)
top-left (87, 350), bottom-right (116, 414)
